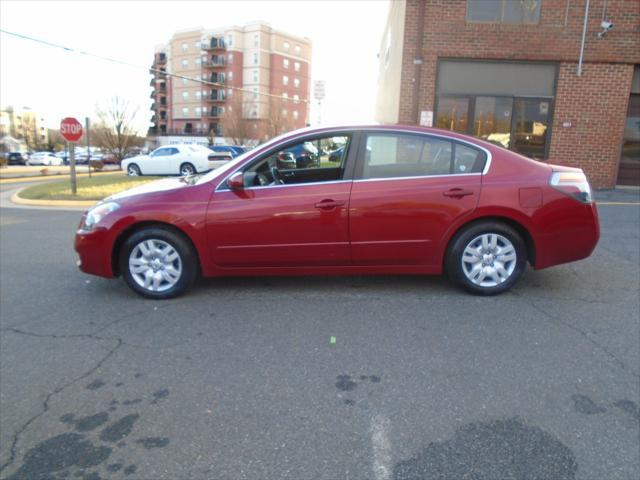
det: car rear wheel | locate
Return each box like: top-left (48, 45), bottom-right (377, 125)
top-left (180, 163), bottom-right (196, 176)
top-left (127, 164), bottom-right (141, 176)
top-left (119, 227), bottom-right (198, 299)
top-left (446, 221), bottom-right (526, 295)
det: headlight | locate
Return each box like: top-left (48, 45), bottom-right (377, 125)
top-left (82, 202), bottom-right (120, 231)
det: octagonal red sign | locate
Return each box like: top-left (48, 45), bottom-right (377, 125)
top-left (60, 117), bottom-right (83, 142)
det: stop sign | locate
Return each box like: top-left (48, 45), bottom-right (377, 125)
top-left (60, 117), bottom-right (83, 142)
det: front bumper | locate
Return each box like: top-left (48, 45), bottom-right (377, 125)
top-left (74, 226), bottom-right (115, 278)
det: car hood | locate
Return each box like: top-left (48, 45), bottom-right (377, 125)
top-left (123, 154), bottom-right (150, 164)
top-left (106, 177), bottom-right (192, 202)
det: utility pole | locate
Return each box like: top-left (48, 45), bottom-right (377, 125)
top-left (86, 117), bottom-right (91, 178)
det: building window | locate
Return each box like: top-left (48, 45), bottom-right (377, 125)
top-left (295, 45), bottom-right (301, 55)
top-left (282, 109), bottom-right (288, 117)
top-left (253, 70), bottom-right (259, 82)
top-left (196, 91), bottom-right (201, 99)
top-left (294, 61), bottom-right (300, 72)
top-left (293, 94), bottom-right (299, 104)
top-left (282, 92), bottom-right (288, 99)
top-left (283, 58), bottom-right (289, 69)
top-left (195, 58), bottom-right (201, 65)
top-left (435, 60), bottom-right (556, 159)
top-left (228, 71), bottom-right (233, 81)
top-left (466, 0), bottom-right (541, 24)
top-left (194, 41), bottom-right (201, 49)
top-left (182, 78), bottom-right (188, 85)
top-left (293, 78), bottom-right (300, 88)
top-left (182, 107), bottom-right (189, 115)
top-left (253, 52), bottom-right (259, 65)
top-left (182, 43), bottom-right (188, 52)
top-left (254, 34), bottom-right (259, 47)
top-left (293, 110), bottom-right (299, 120)
top-left (283, 75), bottom-right (289, 86)
top-left (182, 91), bottom-right (189, 100)
top-left (181, 59), bottom-right (188, 68)
top-left (283, 41), bottom-right (290, 51)
top-left (195, 107), bottom-right (201, 115)
top-left (228, 53), bottom-right (233, 63)
top-left (227, 34), bottom-right (233, 46)
top-left (253, 88), bottom-right (258, 100)
top-left (228, 88), bottom-right (233, 97)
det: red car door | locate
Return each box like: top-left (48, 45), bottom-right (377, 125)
top-left (348, 131), bottom-right (484, 266)
top-left (206, 134), bottom-right (355, 268)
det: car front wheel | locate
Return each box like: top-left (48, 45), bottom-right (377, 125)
top-left (127, 164), bottom-right (141, 176)
top-left (119, 227), bottom-right (198, 299)
top-left (446, 221), bottom-right (527, 295)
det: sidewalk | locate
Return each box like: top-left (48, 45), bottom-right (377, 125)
top-left (594, 186), bottom-right (640, 204)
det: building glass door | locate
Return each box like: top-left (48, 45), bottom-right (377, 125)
top-left (511, 98), bottom-right (551, 159)
top-left (473, 96), bottom-right (513, 149)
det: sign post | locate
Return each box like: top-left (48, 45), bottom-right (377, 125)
top-left (313, 80), bottom-right (325, 125)
top-left (60, 117), bottom-right (83, 195)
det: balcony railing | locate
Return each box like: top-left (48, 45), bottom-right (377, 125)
top-left (204, 38), bottom-right (226, 50)
top-left (209, 74), bottom-right (226, 85)
top-left (205, 90), bottom-right (226, 102)
top-left (203, 57), bottom-right (226, 68)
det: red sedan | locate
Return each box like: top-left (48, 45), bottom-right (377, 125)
top-left (75, 125), bottom-right (599, 299)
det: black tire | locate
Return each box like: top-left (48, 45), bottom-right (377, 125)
top-left (445, 221), bottom-right (527, 295)
top-left (119, 227), bottom-right (199, 299)
top-left (180, 163), bottom-right (196, 176)
top-left (127, 164), bottom-right (141, 176)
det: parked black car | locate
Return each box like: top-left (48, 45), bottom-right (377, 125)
top-left (7, 152), bottom-right (28, 165)
top-left (284, 142), bottom-right (319, 168)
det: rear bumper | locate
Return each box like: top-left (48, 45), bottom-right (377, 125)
top-left (534, 197), bottom-right (600, 269)
top-left (74, 227), bottom-right (115, 278)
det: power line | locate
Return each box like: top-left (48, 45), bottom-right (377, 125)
top-left (0, 28), bottom-right (311, 105)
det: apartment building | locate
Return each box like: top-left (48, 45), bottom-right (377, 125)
top-left (376, 0), bottom-right (640, 187)
top-left (149, 22), bottom-right (312, 142)
top-left (0, 105), bottom-right (49, 151)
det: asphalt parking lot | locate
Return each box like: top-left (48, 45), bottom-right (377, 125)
top-left (0, 196), bottom-right (638, 480)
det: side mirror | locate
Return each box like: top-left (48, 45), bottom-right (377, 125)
top-left (227, 171), bottom-right (244, 190)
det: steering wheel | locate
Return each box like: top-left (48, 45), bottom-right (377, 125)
top-left (270, 166), bottom-right (285, 185)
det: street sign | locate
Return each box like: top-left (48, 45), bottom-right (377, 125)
top-left (313, 80), bottom-right (325, 101)
top-left (60, 117), bottom-right (83, 142)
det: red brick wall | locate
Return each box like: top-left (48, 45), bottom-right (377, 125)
top-left (549, 62), bottom-right (634, 186)
top-left (397, 0), bottom-right (640, 187)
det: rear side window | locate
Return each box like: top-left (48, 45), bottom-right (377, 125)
top-left (361, 133), bottom-right (485, 179)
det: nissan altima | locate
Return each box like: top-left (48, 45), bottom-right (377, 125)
top-left (75, 125), bottom-right (599, 299)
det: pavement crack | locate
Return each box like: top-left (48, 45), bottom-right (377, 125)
top-left (514, 292), bottom-right (640, 380)
top-left (0, 336), bottom-right (123, 474)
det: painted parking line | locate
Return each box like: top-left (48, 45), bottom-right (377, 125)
top-left (371, 414), bottom-right (392, 480)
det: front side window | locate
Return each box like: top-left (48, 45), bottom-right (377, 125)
top-left (467, 0), bottom-right (541, 24)
top-left (361, 133), bottom-right (484, 180)
top-left (240, 135), bottom-right (351, 187)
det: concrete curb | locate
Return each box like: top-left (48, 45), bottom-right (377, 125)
top-left (11, 189), bottom-right (97, 208)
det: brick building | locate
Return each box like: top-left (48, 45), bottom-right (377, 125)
top-left (149, 23), bottom-right (311, 143)
top-left (376, 0), bottom-right (640, 187)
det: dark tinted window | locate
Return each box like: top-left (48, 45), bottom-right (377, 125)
top-left (467, 0), bottom-right (541, 24)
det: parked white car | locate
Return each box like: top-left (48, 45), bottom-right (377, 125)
top-left (122, 144), bottom-right (229, 176)
top-left (27, 152), bottom-right (63, 166)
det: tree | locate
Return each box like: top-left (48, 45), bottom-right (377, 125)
top-left (94, 97), bottom-right (142, 161)
top-left (264, 96), bottom-right (295, 140)
top-left (219, 93), bottom-right (253, 145)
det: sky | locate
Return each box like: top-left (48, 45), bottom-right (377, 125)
top-left (0, 0), bottom-right (391, 134)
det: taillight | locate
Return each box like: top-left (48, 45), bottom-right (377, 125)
top-left (550, 171), bottom-right (593, 204)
